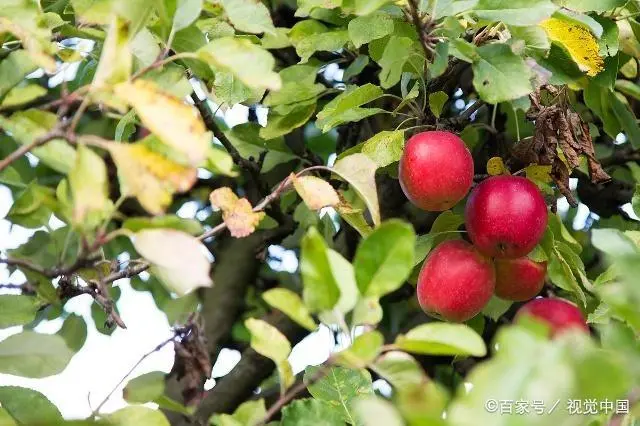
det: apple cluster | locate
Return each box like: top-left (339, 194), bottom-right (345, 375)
top-left (399, 131), bottom-right (588, 335)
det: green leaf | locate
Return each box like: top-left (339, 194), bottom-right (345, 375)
top-left (245, 317), bottom-right (292, 362)
top-left (262, 288), bottom-right (317, 331)
top-left (300, 227), bottom-right (342, 312)
top-left (123, 215), bottom-right (203, 235)
top-left (348, 12), bottom-right (394, 48)
top-left (338, 130), bottom-right (405, 168)
top-left (395, 322), bottom-right (487, 356)
top-left (104, 406), bottom-right (170, 426)
top-left (6, 182), bottom-right (56, 229)
top-left (71, 0), bottom-right (113, 24)
top-left (172, 0), bottom-right (204, 33)
top-left (320, 249), bottom-right (359, 321)
top-left (0, 331), bottom-right (74, 378)
top-left (344, 55), bottom-right (370, 81)
top-left (378, 36), bottom-right (414, 89)
top-left (0, 295), bottom-right (41, 328)
top-left (333, 153), bottom-right (381, 225)
top-left (305, 366), bottom-right (374, 425)
top-left (413, 211), bottom-right (464, 266)
top-left (0, 50), bottom-right (36, 99)
top-left (0, 386), bottom-right (62, 425)
top-left (334, 330), bottom-right (384, 368)
top-left (316, 84), bottom-right (384, 132)
top-left (198, 37), bottom-right (281, 91)
top-left (0, 408), bottom-right (17, 426)
top-left (481, 296), bottom-right (513, 321)
top-left (372, 350), bottom-right (427, 388)
top-left (354, 220), bottom-right (415, 297)
top-left (0, 110), bottom-right (76, 174)
top-left (473, 0), bottom-right (556, 25)
top-left (428, 91), bottom-right (449, 118)
top-left (123, 371), bottom-right (165, 403)
top-left (472, 43), bottom-right (533, 103)
top-left (554, 0), bottom-right (627, 13)
top-left (57, 314), bottom-right (87, 352)
top-left (213, 399), bottom-right (267, 426)
top-left (281, 399), bottom-right (344, 426)
top-left (610, 90), bottom-right (640, 147)
top-left (132, 229), bottom-right (212, 296)
top-left (260, 102), bottom-right (317, 140)
top-left (0, 84), bottom-right (47, 108)
top-left (448, 325), bottom-right (629, 425)
top-left (508, 25), bottom-right (550, 54)
top-left (616, 80), bottom-right (640, 101)
top-left (361, 130), bottom-right (405, 168)
top-left (599, 256), bottom-right (640, 332)
top-left (350, 0), bottom-right (392, 15)
top-left (289, 20), bottom-right (349, 63)
top-left (548, 248), bottom-right (587, 305)
top-left (351, 296), bottom-right (383, 326)
top-left (354, 396), bottom-right (404, 426)
top-left (69, 144), bottom-right (113, 231)
top-left (221, 0), bottom-right (275, 34)
top-left (591, 228), bottom-right (639, 256)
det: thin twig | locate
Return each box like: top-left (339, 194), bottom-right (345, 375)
top-left (198, 166), bottom-right (321, 241)
top-left (258, 363), bottom-right (332, 425)
top-left (406, 0), bottom-right (434, 60)
top-left (0, 129), bottom-right (66, 173)
top-left (90, 324), bottom-right (193, 417)
top-left (190, 92), bottom-right (259, 174)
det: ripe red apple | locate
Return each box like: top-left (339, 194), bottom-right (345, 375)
top-left (515, 298), bottom-right (589, 336)
top-left (399, 131), bottom-right (474, 211)
top-left (417, 240), bottom-right (495, 322)
top-left (465, 175), bottom-right (548, 258)
top-left (494, 257), bottom-right (547, 301)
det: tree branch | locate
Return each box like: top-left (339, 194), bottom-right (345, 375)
top-left (0, 129), bottom-right (67, 173)
top-left (190, 92), bottom-right (259, 174)
top-left (190, 313), bottom-right (307, 424)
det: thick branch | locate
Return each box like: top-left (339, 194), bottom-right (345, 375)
top-left (191, 312), bottom-right (307, 424)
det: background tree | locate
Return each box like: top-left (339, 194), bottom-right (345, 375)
top-left (0, 0), bottom-right (640, 425)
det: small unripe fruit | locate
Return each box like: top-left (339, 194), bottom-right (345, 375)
top-left (465, 175), bottom-right (548, 258)
top-left (417, 240), bottom-right (495, 322)
top-left (515, 298), bottom-right (589, 336)
top-left (399, 131), bottom-right (474, 211)
top-left (494, 257), bottom-right (547, 301)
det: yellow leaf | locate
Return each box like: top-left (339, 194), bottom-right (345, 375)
top-left (540, 18), bottom-right (604, 77)
top-left (0, 17), bottom-right (56, 72)
top-left (92, 16), bottom-right (131, 88)
top-left (525, 164), bottom-right (552, 183)
top-left (291, 174), bottom-right (340, 210)
top-left (486, 157), bottom-right (509, 176)
top-left (108, 142), bottom-right (197, 215)
top-left (209, 187), bottom-right (265, 238)
top-left (114, 80), bottom-right (210, 167)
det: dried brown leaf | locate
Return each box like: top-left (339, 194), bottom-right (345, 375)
top-left (209, 187), bottom-right (265, 238)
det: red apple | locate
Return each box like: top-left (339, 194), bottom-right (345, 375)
top-left (417, 240), bottom-right (495, 322)
top-left (515, 298), bottom-right (589, 336)
top-left (399, 131), bottom-right (474, 211)
top-left (494, 257), bottom-right (547, 301)
top-left (465, 175), bottom-right (548, 258)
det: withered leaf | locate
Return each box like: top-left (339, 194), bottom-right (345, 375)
top-left (209, 187), bottom-right (265, 238)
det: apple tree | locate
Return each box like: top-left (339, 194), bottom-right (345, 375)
top-left (1, 0), bottom-right (640, 425)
